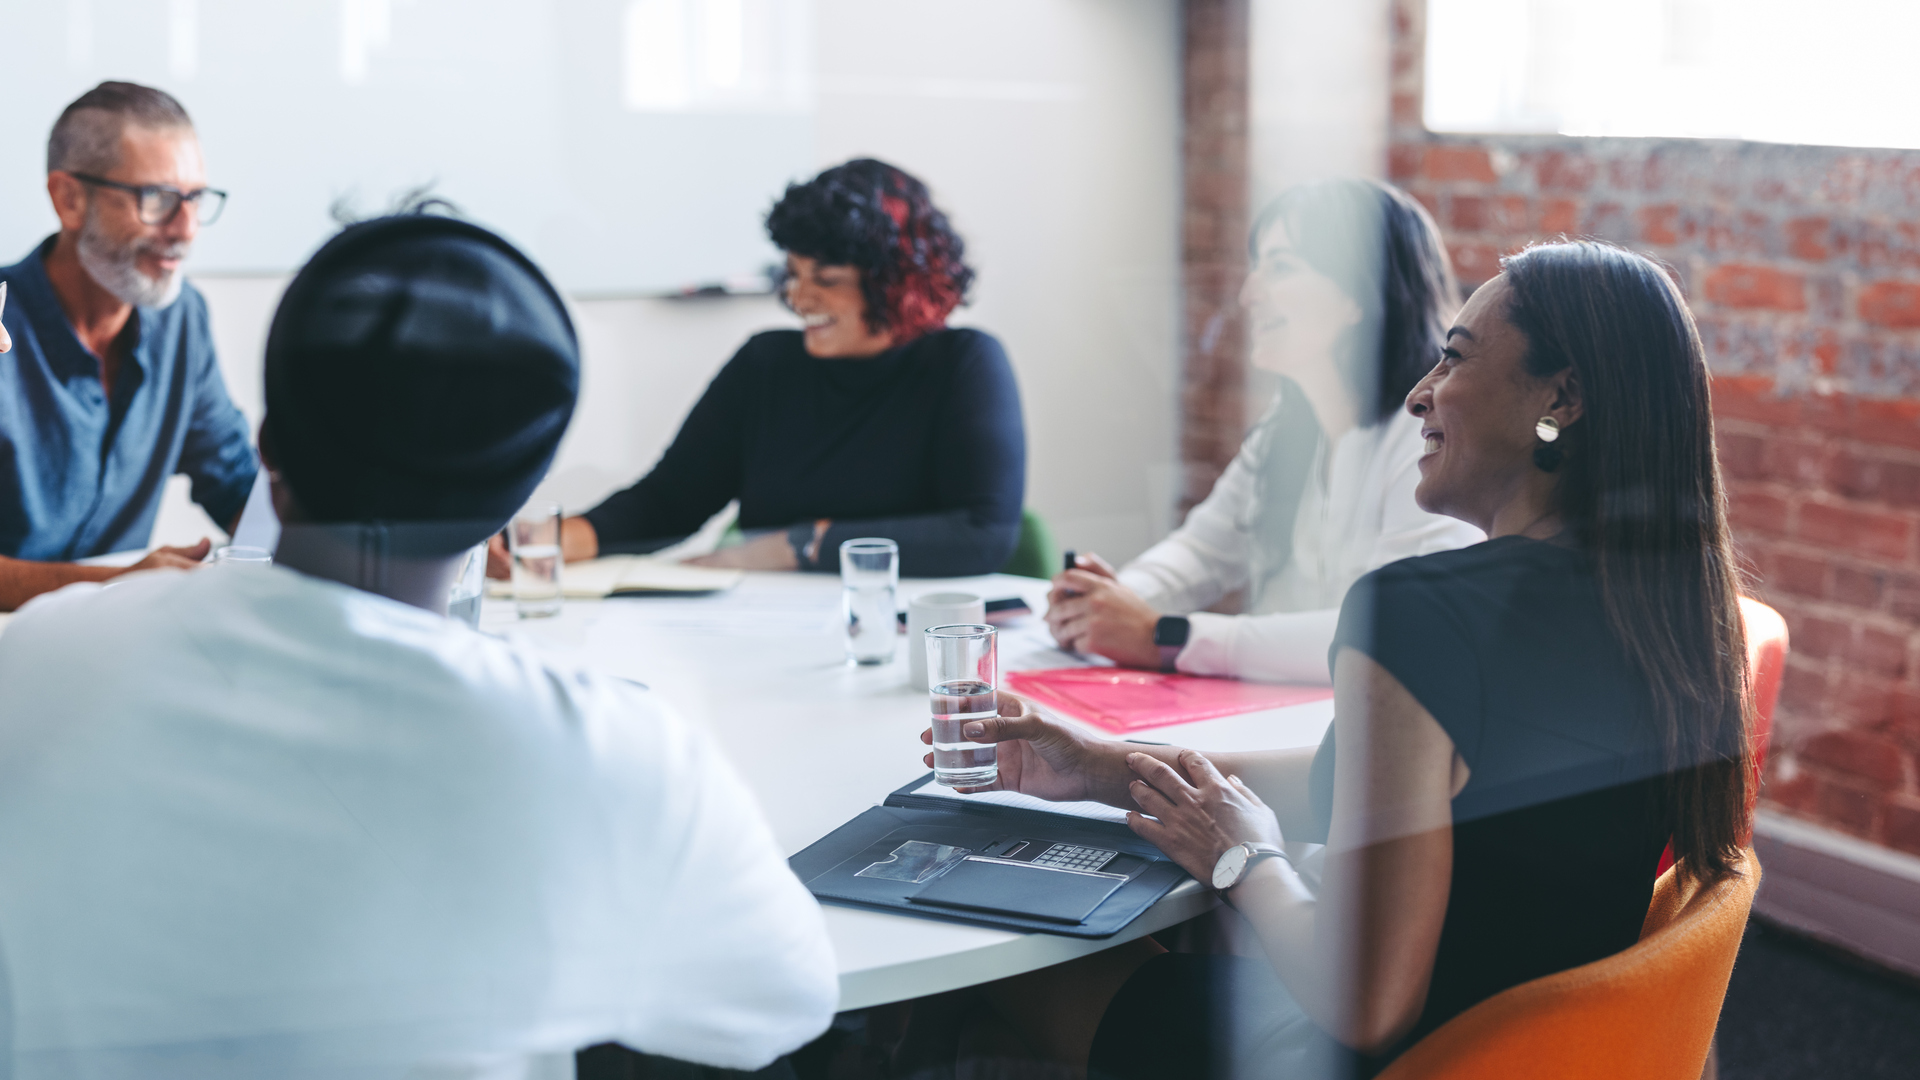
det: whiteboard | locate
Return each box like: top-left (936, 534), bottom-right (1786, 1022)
top-left (0, 0), bottom-right (815, 294)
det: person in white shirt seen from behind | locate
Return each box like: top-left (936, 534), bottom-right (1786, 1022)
top-left (0, 210), bottom-right (835, 1079)
top-left (1047, 180), bottom-right (1484, 684)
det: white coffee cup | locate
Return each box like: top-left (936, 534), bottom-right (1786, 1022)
top-left (907, 591), bottom-right (987, 688)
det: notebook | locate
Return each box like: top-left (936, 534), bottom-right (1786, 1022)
top-left (789, 773), bottom-right (1191, 938)
top-left (1003, 667), bottom-right (1334, 734)
top-left (486, 555), bottom-right (743, 599)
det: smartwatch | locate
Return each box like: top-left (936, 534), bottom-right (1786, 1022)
top-left (1152, 615), bottom-right (1191, 673)
top-left (1212, 841), bottom-right (1288, 890)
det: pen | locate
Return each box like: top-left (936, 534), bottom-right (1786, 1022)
top-left (1060, 550), bottom-right (1079, 596)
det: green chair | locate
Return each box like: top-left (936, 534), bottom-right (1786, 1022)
top-left (997, 507), bottom-right (1058, 580)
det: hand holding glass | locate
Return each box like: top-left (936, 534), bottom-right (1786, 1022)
top-left (927, 623), bottom-right (998, 788)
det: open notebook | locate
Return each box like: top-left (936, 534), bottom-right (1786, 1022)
top-left (487, 555), bottom-right (743, 599)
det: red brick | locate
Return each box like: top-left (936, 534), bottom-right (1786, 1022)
top-left (1710, 375), bottom-right (1798, 428)
top-left (1766, 550), bottom-right (1830, 599)
top-left (1538, 198), bottom-right (1579, 236)
top-left (1792, 614), bottom-right (1852, 660)
top-left (1813, 776), bottom-right (1881, 836)
top-left (1448, 194), bottom-right (1489, 232)
top-left (1494, 195), bottom-right (1529, 232)
top-left (1717, 431), bottom-right (1766, 480)
top-left (1761, 438), bottom-right (1832, 486)
top-left (1638, 204), bottom-right (1681, 245)
top-left (1849, 398), bottom-right (1920, 456)
top-left (1801, 730), bottom-right (1910, 788)
top-left (1390, 92), bottom-right (1421, 127)
top-left (1857, 625), bottom-right (1911, 680)
top-left (1448, 241), bottom-right (1502, 285)
top-left (1796, 500), bottom-right (1913, 563)
top-left (1532, 150), bottom-right (1597, 193)
top-left (1725, 487), bottom-right (1791, 538)
top-left (1778, 664), bottom-right (1829, 716)
top-left (1703, 264), bottom-right (1807, 311)
top-left (1423, 145), bottom-right (1498, 183)
top-left (1831, 565), bottom-right (1886, 607)
top-left (1888, 572), bottom-right (1920, 623)
top-left (1830, 452), bottom-right (1920, 509)
top-left (1786, 217), bottom-right (1832, 262)
top-left (1884, 797), bottom-right (1920, 858)
top-left (1387, 144), bottom-right (1423, 183)
top-left (1859, 280), bottom-right (1920, 329)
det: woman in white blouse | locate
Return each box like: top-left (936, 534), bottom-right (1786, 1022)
top-left (1048, 180), bottom-right (1484, 684)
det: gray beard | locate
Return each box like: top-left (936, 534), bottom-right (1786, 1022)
top-left (76, 208), bottom-right (186, 309)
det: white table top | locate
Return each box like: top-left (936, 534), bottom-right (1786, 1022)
top-left (480, 570), bottom-right (1334, 1010)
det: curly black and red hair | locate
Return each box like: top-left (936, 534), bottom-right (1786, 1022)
top-left (766, 158), bottom-right (974, 342)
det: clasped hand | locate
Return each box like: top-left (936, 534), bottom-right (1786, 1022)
top-left (921, 692), bottom-right (1284, 884)
top-left (1044, 553), bottom-right (1164, 669)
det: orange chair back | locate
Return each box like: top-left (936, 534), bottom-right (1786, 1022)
top-left (1375, 849), bottom-right (1760, 1080)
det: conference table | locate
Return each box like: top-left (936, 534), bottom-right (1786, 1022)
top-left (477, 569), bottom-right (1337, 1011)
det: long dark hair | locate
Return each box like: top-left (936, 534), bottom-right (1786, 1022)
top-left (767, 158), bottom-right (973, 343)
top-left (1501, 241), bottom-right (1752, 884)
top-left (1247, 180), bottom-right (1457, 569)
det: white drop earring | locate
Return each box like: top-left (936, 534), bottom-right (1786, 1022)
top-left (1535, 416), bottom-right (1561, 443)
top-left (1533, 416), bottom-right (1564, 472)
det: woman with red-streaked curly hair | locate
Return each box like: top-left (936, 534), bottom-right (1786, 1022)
top-left (549, 158), bottom-right (1026, 577)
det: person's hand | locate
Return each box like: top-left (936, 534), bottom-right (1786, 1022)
top-left (486, 534), bottom-right (511, 580)
top-left (684, 530), bottom-right (800, 570)
top-left (920, 691), bottom-right (1130, 803)
top-left (1122, 750), bottom-right (1284, 884)
top-left (1045, 564), bottom-right (1162, 668)
top-left (120, 538), bottom-right (213, 574)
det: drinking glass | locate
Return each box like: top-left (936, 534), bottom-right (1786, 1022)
top-left (509, 504), bottom-right (564, 618)
top-left (840, 538), bottom-right (899, 665)
top-left (926, 623), bottom-right (998, 788)
top-left (211, 545), bottom-right (272, 565)
top-left (447, 541), bottom-right (488, 628)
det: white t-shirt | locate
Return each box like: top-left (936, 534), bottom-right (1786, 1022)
top-left (1120, 401), bottom-right (1484, 684)
top-left (0, 566), bottom-right (836, 1080)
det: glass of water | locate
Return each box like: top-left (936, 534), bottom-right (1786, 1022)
top-left (926, 623), bottom-right (998, 788)
top-left (840, 537), bottom-right (899, 665)
top-left (509, 504), bottom-right (564, 618)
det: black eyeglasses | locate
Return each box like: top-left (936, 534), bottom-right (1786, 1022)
top-left (68, 173), bottom-right (228, 226)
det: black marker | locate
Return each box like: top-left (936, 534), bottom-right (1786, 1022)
top-left (1059, 550), bottom-right (1080, 596)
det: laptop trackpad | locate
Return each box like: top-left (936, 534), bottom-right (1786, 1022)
top-left (909, 857), bottom-right (1125, 924)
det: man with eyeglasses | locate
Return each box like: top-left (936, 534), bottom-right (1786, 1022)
top-left (0, 81), bottom-right (254, 610)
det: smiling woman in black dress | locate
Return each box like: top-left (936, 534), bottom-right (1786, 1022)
top-left (916, 241), bottom-right (1755, 1078)
top-left (493, 158), bottom-right (1025, 579)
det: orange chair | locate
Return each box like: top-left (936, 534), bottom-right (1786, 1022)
top-left (1656, 597), bottom-right (1787, 875)
top-left (1375, 849), bottom-right (1760, 1080)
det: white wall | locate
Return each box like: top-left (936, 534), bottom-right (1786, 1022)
top-left (156, 0), bottom-right (1182, 567)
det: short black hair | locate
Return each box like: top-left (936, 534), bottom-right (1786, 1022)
top-left (48, 81), bottom-right (193, 174)
top-left (766, 158), bottom-right (973, 341)
top-left (1249, 179), bottom-right (1457, 424)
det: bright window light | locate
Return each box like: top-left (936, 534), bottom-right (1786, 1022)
top-left (623, 0), bottom-right (810, 113)
top-left (1426, 0), bottom-right (1920, 149)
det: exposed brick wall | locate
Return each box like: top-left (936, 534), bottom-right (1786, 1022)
top-left (1388, 0), bottom-right (1920, 857)
top-left (1179, 0), bottom-right (1250, 515)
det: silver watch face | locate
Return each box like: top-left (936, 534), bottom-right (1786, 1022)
top-left (1212, 844), bottom-right (1249, 889)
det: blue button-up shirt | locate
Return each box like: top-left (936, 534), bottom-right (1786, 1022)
top-left (0, 237), bottom-right (257, 560)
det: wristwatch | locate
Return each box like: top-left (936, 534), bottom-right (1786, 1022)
top-left (1212, 841), bottom-right (1288, 890)
top-left (1153, 615), bottom-right (1191, 673)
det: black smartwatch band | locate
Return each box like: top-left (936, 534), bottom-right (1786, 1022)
top-left (1152, 615), bottom-right (1191, 673)
top-left (788, 522), bottom-right (817, 570)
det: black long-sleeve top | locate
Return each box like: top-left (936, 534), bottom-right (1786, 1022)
top-left (584, 328), bottom-right (1026, 576)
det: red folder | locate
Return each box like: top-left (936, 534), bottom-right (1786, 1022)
top-left (1002, 667), bottom-right (1334, 734)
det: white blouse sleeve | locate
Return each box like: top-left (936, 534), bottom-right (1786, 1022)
top-left (1117, 426), bottom-right (1264, 614)
top-left (1173, 418), bottom-right (1484, 685)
